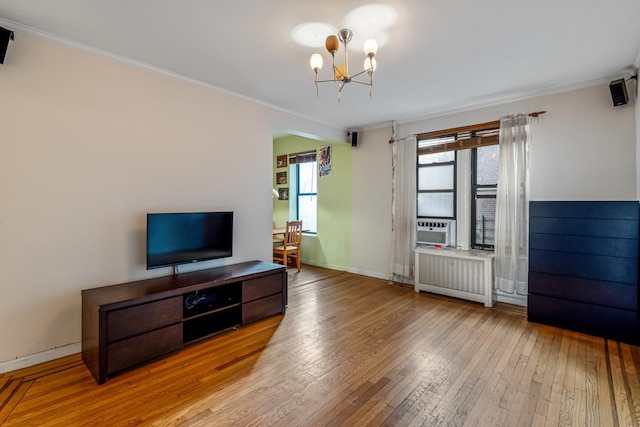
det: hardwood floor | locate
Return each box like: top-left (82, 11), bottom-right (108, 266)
top-left (1, 265), bottom-right (639, 426)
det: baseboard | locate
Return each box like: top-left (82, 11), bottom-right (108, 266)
top-left (0, 342), bottom-right (81, 374)
top-left (346, 267), bottom-right (389, 281)
top-left (494, 292), bottom-right (527, 307)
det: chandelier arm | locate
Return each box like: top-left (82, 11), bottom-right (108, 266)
top-left (350, 79), bottom-right (373, 86)
top-left (332, 54), bottom-right (339, 78)
top-left (343, 42), bottom-right (349, 77)
top-left (350, 69), bottom-right (373, 79)
top-left (315, 78), bottom-right (340, 83)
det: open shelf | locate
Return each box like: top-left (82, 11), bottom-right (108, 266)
top-left (183, 305), bottom-right (242, 344)
top-left (183, 283), bottom-right (242, 319)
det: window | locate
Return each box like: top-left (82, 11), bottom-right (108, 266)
top-left (288, 151), bottom-right (317, 233)
top-left (416, 122), bottom-right (500, 250)
top-left (417, 149), bottom-right (456, 218)
top-left (296, 161), bottom-right (317, 233)
top-left (472, 144), bottom-right (500, 249)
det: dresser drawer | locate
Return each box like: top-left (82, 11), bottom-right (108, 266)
top-left (107, 296), bottom-right (182, 342)
top-left (242, 293), bottom-right (283, 325)
top-left (107, 323), bottom-right (182, 375)
top-left (242, 273), bottom-right (283, 303)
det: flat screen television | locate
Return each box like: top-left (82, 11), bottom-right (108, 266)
top-left (146, 211), bottom-right (233, 269)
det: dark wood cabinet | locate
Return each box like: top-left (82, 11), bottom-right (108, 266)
top-left (528, 201), bottom-right (639, 344)
top-left (82, 261), bottom-right (287, 384)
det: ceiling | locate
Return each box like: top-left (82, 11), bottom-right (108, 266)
top-left (1, 1), bottom-right (639, 132)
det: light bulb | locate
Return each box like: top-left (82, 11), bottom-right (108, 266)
top-left (364, 57), bottom-right (377, 72)
top-left (364, 39), bottom-right (378, 56)
top-left (335, 64), bottom-right (347, 80)
top-left (310, 54), bottom-right (323, 71)
top-left (325, 35), bottom-right (339, 55)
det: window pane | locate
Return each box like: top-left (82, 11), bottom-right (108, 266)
top-left (474, 198), bottom-right (496, 246)
top-left (419, 151), bottom-right (454, 165)
top-left (476, 145), bottom-right (500, 185)
top-left (298, 195), bottom-right (317, 233)
top-left (418, 165), bottom-right (454, 190)
top-left (417, 193), bottom-right (454, 217)
top-left (299, 162), bottom-right (317, 193)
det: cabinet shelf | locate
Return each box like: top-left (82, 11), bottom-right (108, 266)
top-left (183, 283), bottom-right (242, 319)
top-left (183, 305), bottom-right (242, 344)
top-left (183, 302), bottom-right (242, 321)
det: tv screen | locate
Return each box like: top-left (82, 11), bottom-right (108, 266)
top-left (146, 211), bottom-right (233, 269)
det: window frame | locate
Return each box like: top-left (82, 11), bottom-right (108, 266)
top-left (295, 160), bottom-right (317, 234)
top-left (416, 151), bottom-right (457, 220)
top-left (471, 146), bottom-right (499, 250)
top-left (416, 121), bottom-right (501, 250)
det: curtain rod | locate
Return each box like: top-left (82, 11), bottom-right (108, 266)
top-left (529, 110), bottom-right (547, 117)
top-left (389, 110), bottom-right (548, 143)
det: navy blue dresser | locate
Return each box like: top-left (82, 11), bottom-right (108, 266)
top-left (528, 201), bottom-right (639, 344)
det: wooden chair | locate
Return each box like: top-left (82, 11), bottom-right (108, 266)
top-left (273, 220), bottom-right (302, 271)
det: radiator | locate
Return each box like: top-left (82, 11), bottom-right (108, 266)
top-left (414, 247), bottom-right (494, 307)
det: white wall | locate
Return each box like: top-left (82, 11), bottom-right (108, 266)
top-left (637, 78), bottom-right (640, 199)
top-left (528, 85), bottom-right (636, 200)
top-left (350, 84), bottom-right (637, 280)
top-left (349, 127), bottom-right (393, 279)
top-left (0, 34), bottom-right (344, 369)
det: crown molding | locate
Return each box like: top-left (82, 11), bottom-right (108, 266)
top-left (0, 18), bottom-right (348, 136)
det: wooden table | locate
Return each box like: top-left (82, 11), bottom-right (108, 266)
top-left (273, 228), bottom-right (285, 245)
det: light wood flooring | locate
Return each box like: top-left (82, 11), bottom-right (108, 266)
top-left (1, 265), bottom-right (640, 426)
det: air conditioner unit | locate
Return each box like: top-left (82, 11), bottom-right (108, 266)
top-left (417, 219), bottom-right (453, 246)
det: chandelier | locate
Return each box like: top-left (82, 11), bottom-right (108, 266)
top-left (309, 28), bottom-right (378, 102)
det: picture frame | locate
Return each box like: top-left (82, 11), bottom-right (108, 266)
top-left (278, 187), bottom-right (289, 200)
top-left (276, 171), bottom-right (287, 185)
top-left (276, 155), bottom-right (288, 168)
top-left (319, 145), bottom-right (332, 177)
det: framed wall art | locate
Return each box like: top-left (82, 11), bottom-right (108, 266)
top-left (278, 187), bottom-right (289, 200)
top-left (276, 171), bottom-right (287, 185)
top-left (276, 155), bottom-right (288, 168)
top-left (319, 145), bottom-right (332, 177)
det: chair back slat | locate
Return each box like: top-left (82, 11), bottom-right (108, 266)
top-left (284, 220), bottom-right (302, 246)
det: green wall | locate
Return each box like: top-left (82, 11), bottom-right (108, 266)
top-left (273, 135), bottom-right (352, 271)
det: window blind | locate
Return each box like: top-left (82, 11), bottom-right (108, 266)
top-left (417, 120), bottom-right (499, 155)
top-left (289, 150), bottom-right (316, 164)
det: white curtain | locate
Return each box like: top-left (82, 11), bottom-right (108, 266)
top-left (390, 136), bottom-right (417, 281)
top-left (494, 114), bottom-right (529, 295)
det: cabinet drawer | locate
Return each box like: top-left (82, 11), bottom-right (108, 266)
top-left (107, 323), bottom-right (182, 375)
top-left (242, 274), bottom-right (283, 303)
top-left (107, 296), bottom-right (182, 342)
top-left (242, 293), bottom-right (283, 325)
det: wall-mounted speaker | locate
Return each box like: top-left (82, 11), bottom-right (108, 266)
top-left (609, 78), bottom-right (629, 107)
top-left (0, 27), bottom-right (14, 64)
top-left (349, 131), bottom-right (358, 147)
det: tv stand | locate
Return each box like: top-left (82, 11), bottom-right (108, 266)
top-left (81, 261), bottom-right (287, 384)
